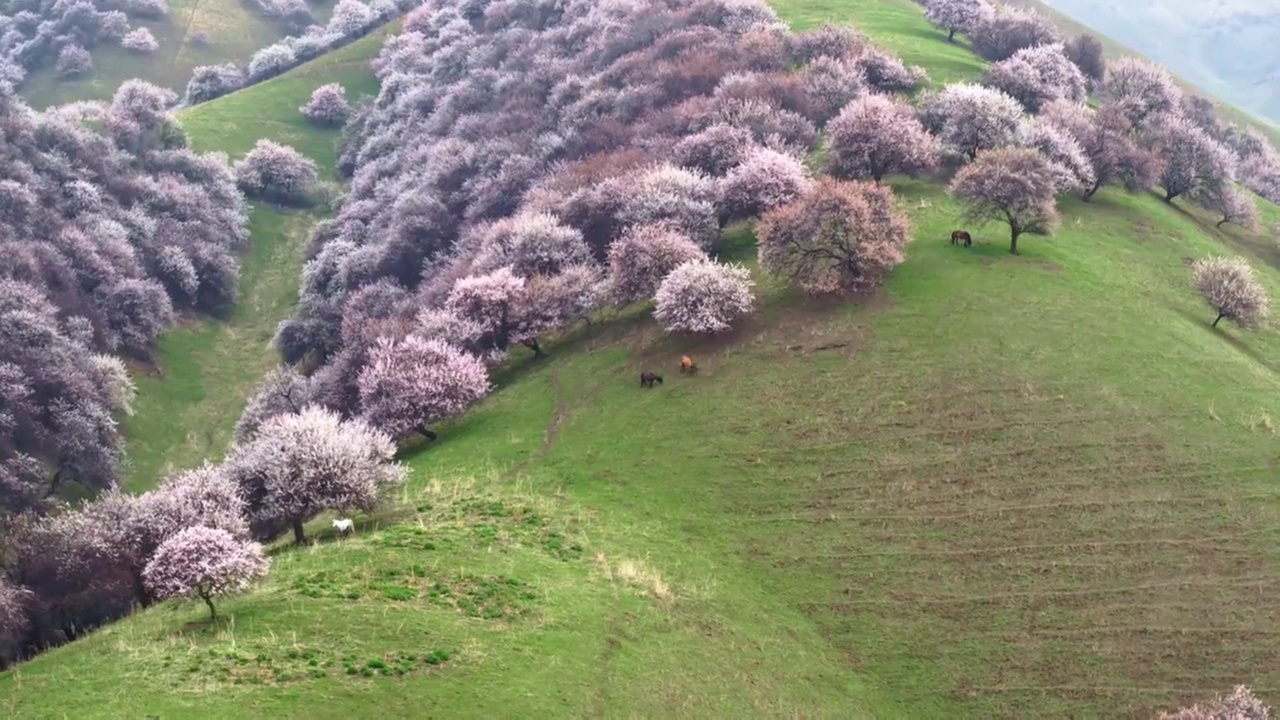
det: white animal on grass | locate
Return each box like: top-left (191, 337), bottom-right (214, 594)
top-left (332, 518), bottom-right (354, 535)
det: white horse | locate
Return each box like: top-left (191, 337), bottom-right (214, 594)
top-left (332, 518), bottom-right (354, 535)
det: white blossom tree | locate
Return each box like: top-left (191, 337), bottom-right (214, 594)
top-left (1150, 114), bottom-right (1237, 204)
top-left (1192, 256), bottom-right (1269, 329)
top-left (919, 83), bottom-right (1024, 162)
top-left (981, 43), bottom-right (1087, 112)
top-left (653, 260), bottom-right (754, 334)
top-left (1160, 685), bottom-right (1271, 720)
top-left (357, 335), bottom-right (490, 441)
top-left (1101, 57), bottom-right (1182, 128)
top-left (225, 407), bottom-right (406, 543)
top-left (299, 83), bottom-right (350, 126)
top-left (142, 526), bottom-right (268, 621)
top-left (234, 139), bottom-right (318, 205)
top-left (121, 28), bottom-right (158, 54)
top-left (718, 147), bottom-right (814, 222)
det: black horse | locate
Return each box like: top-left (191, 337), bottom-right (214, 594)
top-left (640, 372), bottom-right (663, 388)
top-left (950, 230), bottom-right (973, 247)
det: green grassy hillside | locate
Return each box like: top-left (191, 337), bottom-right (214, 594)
top-left (6, 1), bottom-right (1280, 717)
top-left (22, 0), bottom-right (340, 109)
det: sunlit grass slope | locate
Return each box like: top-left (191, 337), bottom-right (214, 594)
top-left (6, 1), bottom-right (1280, 717)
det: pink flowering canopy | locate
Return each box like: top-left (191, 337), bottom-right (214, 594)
top-left (717, 146), bottom-right (814, 222)
top-left (1149, 114), bottom-right (1237, 203)
top-left (607, 225), bottom-right (708, 304)
top-left (949, 147), bottom-right (1060, 254)
top-left (142, 526), bottom-right (269, 620)
top-left (981, 44), bottom-right (1087, 112)
top-left (358, 334), bottom-right (490, 441)
top-left (923, 0), bottom-right (993, 42)
top-left (758, 178), bottom-right (910, 295)
top-left (825, 94), bottom-right (938, 182)
top-left (1101, 57), bottom-right (1182, 128)
top-left (1192, 256), bottom-right (1270, 330)
top-left (919, 83), bottom-right (1024, 162)
top-left (653, 259), bottom-right (755, 334)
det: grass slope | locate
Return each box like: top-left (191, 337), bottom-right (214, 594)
top-left (121, 29), bottom-right (386, 491)
top-left (7, 2), bottom-right (1280, 717)
top-left (22, 0), bottom-right (340, 109)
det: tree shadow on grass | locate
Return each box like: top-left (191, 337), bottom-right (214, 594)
top-left (1173, 305), bottom-right (1276, 373)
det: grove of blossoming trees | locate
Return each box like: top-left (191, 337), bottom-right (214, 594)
top-left (264, 0), bottom-right (933, 433)
top-left (0, 80), bottom-right (247, 518)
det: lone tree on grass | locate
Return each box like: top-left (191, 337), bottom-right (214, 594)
top-left (226, 407), bottom-right (406, 544)
top-left (824, 94), bottom-right (937, 183)
top-left (357, 335), bottom-right (490, 442)
top-left (142, 526), bottom-right (268, 622)
top-left (1150, 115), bottom-right (1237, 204)
top-left (121, 28), bottom-right (158, 54)
top-left (653, 260), bottom-right (754, 335)
top-left (949, 148), bottom-right (1060, 255)
top-left (1191, 256), bottom-right (1269, 329)
top-left (300, 83), bottom-right (350, 126)
top-left (922, 0), bottom-right (992, 42)
top-left (757, 178), bottom-right (909, 295)
top-left (234, 139), bottom-right (318, 205)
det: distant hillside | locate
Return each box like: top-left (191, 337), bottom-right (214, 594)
top-left (1042, 0), bottom-right (1280, 123)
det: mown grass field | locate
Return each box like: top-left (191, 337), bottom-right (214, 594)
top-left (121, 31), bottom-right (386, 491)
top-left (6, 1), bottom-right (1280, 717)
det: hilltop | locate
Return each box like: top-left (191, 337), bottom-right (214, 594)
top-left (4, 0), bottom-right (1280, 717)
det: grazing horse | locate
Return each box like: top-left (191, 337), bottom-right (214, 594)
top-left (679, 356), bottom-right (697, 375)
top-left (950, 230), bottom-right (973, 247)
top-left (640, 372), bottom-right (663, 388)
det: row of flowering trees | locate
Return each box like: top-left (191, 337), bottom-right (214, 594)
top-left (0, 404), bottom-right (407, 667)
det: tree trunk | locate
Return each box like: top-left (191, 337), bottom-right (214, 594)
top-left (523, 338), bottom-right (544, 357)
top-left (203, 593), bottom-right (217, 622)
top-left (948, 28), bottom-right (956, 42)
top-left (132, 570), bottom-right (154, 608)
top-left (418, 426), bottom-right (438, 441)
top-left (1164, 188), bottom-right (1176, 203)
top-left (1009, 231), bottom-right (1020, 255)
top-left (1216, 218), bottom-right (1228, 228)
top-left (292, 518), bottom-right (306, 544)
top-left (1213, 312), bottom-right (1225, 328)
top-left (1082, 184), bottom-right (1099, 202)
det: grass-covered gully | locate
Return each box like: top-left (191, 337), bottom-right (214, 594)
top-left (3, 0), bottom-right (1280, 716)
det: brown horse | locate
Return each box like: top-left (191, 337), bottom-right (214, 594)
top-left (950, 230), bottom-right (973, 247)
top-left (640, 372), bottom-right (663, 388)
top-left (679, 356), bottom-right (697, 375)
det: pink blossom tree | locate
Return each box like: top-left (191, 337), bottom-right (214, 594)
top-left (235, 366), bottom-right (313, 443)
top-left (798, 55), bottom-right (865, 126)
top-left (1150, 114), bottom-right (1237, 203)
top-left (718, 146), bottom-right (814, 222)
top-left (825, 94), bottom-right (938, 182)
top-left (618, 163), bottom-right (720, 250)
top-left (968, 5), bottom-right (1060, 62)
top-left (357, 335), bottom-right (490, 442)
top-left (1016, 119), bottom-right (1096, 195)
top-left (853, 47), bottom-right (928, 94)
top-left (757, 178), bottom-right (909, 294)
top-left (672, 123), bottom-right (756, 176)
top-left (1040, 100), bottom-right (1163, 201)
top-left (1199, 183), bottom-right (1260, 231)
top-left (1101, 57), bottom-right (1182, 128)
top-left (1160, 685), bottom-right (1271, 720)
top-left (949, 148), bottom-right (1060, 254)
top-left (1192, 256), bottom-right (1269, 329)
top-left (1064, 33), bottom-right (1106, 86)
top-left (470, 213), bottom-right (594, 279)
top-left (981, 43), bottom-right (1086, 112)
top-left (653, 259), bottom-right (754, 334)
top-left (142, 526), bottom-right (268, 621)
top-left (918, 83), bottom-right (1024, 162)
top-left (225, 407), bottom-right (405, 543)
top-left (234, 139), bottom-right (318, 205)
top-left (445, 267), bottom-right (538, 357)
top-left (121, 28), bottom-right (158, 54)
top-left (299, 83), bottom-right (351, 126)
top-left (607, 225), bottom-right (707, 304)
top-left (922, 0), bottom-right (993, 42)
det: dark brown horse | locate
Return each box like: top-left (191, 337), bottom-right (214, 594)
top-left (950, 230), bottom-right (973, 247)
top-left (640, 372), bottom-right (663, 388)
